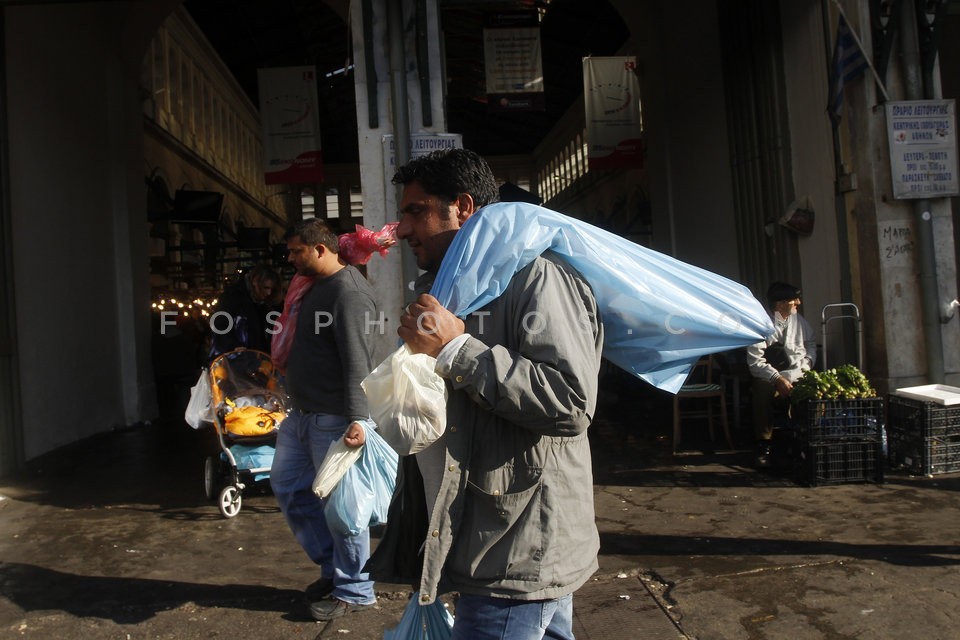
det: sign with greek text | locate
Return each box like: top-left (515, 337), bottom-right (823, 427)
top-left (381, 133), bottom-right (463, 218)
top-left (381, 133), bottom-right (463, 174)
top-left (886, 99), bottom-right (958, 199)
top-left (483, 11), bottom-right (544, 113)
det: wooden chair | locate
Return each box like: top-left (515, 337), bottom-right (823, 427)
top-left (672, 355), bottom-right (733, 454)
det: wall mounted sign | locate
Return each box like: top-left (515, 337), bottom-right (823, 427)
top-left (381, 133), bottom-right (463, 218)
top-left (886, 99), bottom-right (958, 199)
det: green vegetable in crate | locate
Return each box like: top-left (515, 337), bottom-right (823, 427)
top-left (790, 366), bottom-right (875, 403)
top-left (834, 364), bottom-right (876, 398)
top-left (790, 370), bottom-right (823, 404)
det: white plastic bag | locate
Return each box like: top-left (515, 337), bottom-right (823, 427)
top-left (184, 369), bottom-right (213, 429)
top-left (361, 344), bottom-right (448, 456)
top-left (312, 434), bottom-right (364, 498)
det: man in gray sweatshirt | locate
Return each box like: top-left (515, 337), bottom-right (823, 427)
top-left (270, 218), bottom-right (379, 621)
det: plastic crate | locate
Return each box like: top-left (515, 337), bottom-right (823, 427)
top-left (887, 394), bottom-right (960, 439)
top-left (887, 430), bottom-right (960, 475)
top-left (798, 439), bottom-right (884, 486)
top-left (794, 397), bottom-right (883, 441)
top-left (887, 394), bottom-right (960, 475)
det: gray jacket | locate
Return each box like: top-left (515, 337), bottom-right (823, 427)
top-left (416, 252), bottom-right (604, 605)
top-left (746, 311), bottom-right (816, 383)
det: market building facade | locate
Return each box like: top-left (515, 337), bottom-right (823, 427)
top-left (1, 0), bottom-right (958, 473)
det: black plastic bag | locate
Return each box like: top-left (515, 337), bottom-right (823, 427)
top-left (763, 342), bottom-right (791, 371)
top-left (364, 454), bottom-right (428, 586)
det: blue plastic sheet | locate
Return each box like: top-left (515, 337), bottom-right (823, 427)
top-left (325, 427), bottom-right (399, 536)
top-left (430, 202), bottom-right (775, 393)
top-left (384, 592), bottom-right (454, 640)
top-left (225, 444), bottom-right (274, 482)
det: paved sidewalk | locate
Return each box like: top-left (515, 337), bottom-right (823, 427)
top-left (2, 399), bottom-right (960, 639)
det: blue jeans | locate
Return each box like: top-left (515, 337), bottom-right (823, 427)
top-left (451, 594), bottom-right (575, 640)
top-left (270, 411), bottom-right (375, 605)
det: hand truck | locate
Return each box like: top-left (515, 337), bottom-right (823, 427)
top-left (820, 303), bottom-right (863, 370)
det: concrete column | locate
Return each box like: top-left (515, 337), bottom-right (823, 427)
top-left (350, 0), bottom-right (446, 364)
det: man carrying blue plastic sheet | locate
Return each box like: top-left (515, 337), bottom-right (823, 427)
top-left (387, 148), bottom-right (604, 640)
top-left (371, 148), bottom-right (773, 638)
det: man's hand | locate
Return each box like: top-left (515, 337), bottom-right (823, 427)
top-left (398, 294), bottom-right (465, 358)
top-left (343, 422), bottom-right (366, 448)
top-left (774, 376), bottom-right (793, 397)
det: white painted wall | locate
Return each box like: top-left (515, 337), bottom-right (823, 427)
top-left (351, 0), bottom-right (447, 366)
top-left (841, 1), bottom-right (960, 387)
top-left (351, 0), bottom-right (402, 366)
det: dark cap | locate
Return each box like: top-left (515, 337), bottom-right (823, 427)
top-left (767, 281), bottom-right (801, 304)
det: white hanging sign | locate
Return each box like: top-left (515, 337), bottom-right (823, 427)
top-left (886, 99), bottom-right (959, 199)
top-left (257, 66), bottom-right (324, 185)
top-left (583, 56), bottom-right (644, 170)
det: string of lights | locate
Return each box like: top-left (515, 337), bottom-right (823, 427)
top-left (151, 295), bottom-right (220, 318)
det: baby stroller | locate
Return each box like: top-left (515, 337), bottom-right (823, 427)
top-left (203, 348), bottom-right (287, 518)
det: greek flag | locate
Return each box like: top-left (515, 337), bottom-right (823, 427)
top-left (829, 14), bottom-right (870, 125)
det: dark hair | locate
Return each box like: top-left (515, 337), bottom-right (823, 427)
top-left (391, 148), bottom-right (500, 210)
top-left (248, 263), bottom-right (280, 286)
top-left (284, 218), bottom-right (339, 253)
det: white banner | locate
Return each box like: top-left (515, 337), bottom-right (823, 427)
top-left (483, 11), bottom-right (544, 112)
top-left (257, 66), bottom-right (324, 185)
top-left (483, 27), bottom-right (542, 94)
top-left (583, 56), bottom-right (644, 170)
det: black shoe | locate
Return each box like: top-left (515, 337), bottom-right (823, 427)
top-left (304, 577), bottom-right (334, 602)
top-left (310, 597), bottom-right (374, 621)
top-left (755, 442), bottom-right (773, 469)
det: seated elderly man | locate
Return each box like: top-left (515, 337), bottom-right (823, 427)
top-left (746, 282), bottom-right (816, 467)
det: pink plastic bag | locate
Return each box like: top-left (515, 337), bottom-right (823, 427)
top-left (271, 273), bottom-right (315, 371)
top-left (272, 224), bottom-right (398, 370)
top-left (338, 223), bottom-right (399, 265)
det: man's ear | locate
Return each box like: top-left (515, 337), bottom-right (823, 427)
top-left (454, 193), bottom-right (475, 224)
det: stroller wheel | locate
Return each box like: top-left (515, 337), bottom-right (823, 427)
top-left (203, 456), bottom-right (220, 500)
top-left (218, 485), bottom-right (242, 518)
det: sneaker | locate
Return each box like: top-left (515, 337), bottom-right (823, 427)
top-left (304, 577), bottom-right (334, 602)
top-left (310, 597), bottom-right (374, 621)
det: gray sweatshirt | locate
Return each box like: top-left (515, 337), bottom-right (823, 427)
top-left (285, 265), bottom-right (377, 420)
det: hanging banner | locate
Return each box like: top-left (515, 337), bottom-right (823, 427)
top-left (257, 66), bottom-right (324, 185)
top-left (886, 99), bottom-right (959, 199)
top-left (483, 11), bottom-right (544, 113)
top-left (583, 56), bottom-right (644, 170)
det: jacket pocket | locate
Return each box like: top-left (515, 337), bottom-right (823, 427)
top-left (449, 479), bottom-right (544, 582)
